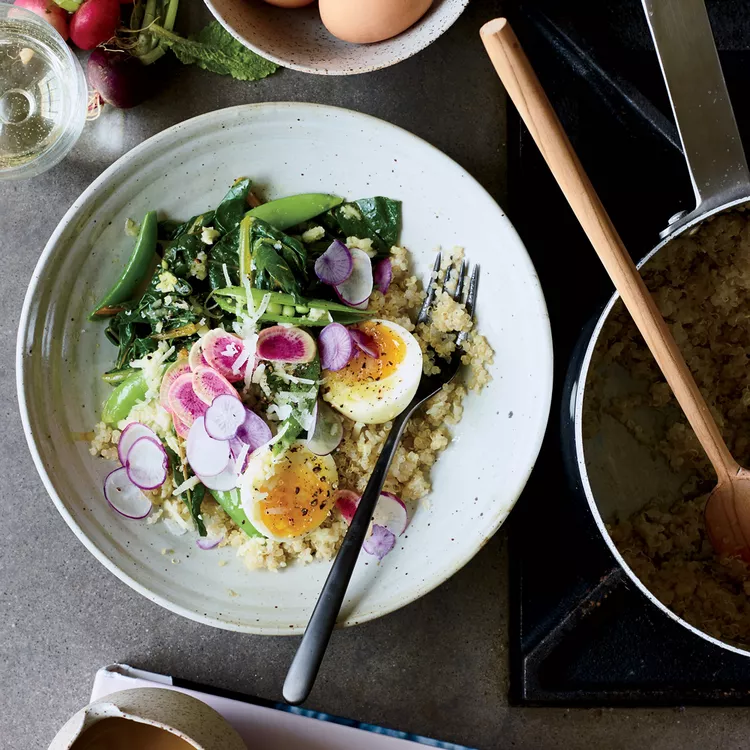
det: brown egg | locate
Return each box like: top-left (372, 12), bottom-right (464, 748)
top-left (261, 0), bottom-right (316, 7)
top-left (320, 0), bottom-right (433, 44)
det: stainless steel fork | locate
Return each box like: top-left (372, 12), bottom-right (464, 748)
top-left (283, 253), bottom-right (480, 706)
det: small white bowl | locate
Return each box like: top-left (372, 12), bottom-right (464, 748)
top-left (204, 0), bottom-right (469, 75)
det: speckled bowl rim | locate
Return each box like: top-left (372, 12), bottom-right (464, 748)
top-left (17, 102), bottom-right (552, 634)
top-left (203, 0), bottom-right (471, 75)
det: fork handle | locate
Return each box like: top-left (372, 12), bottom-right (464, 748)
top-left (283, 406), bottom-right (414, 706)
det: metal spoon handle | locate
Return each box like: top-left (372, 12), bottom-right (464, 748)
top-left (283, 408), bottom-right (412, 706)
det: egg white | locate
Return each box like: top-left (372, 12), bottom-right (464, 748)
top-left (322, 319), bottom-right (423, 424)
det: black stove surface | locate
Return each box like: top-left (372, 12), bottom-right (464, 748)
top-left (506, 0), bottom-right (750, 705)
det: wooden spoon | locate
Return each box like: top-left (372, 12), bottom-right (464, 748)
top-left (480, 18), bottom-right (750, 563)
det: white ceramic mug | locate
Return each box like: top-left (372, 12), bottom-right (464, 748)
top-left (48, 688), bottom-right (247, 750)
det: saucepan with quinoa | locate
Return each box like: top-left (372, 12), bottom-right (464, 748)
top-left (17, 103), bottom-right (553, 633)
top-left (570, 2), bottom-right (750, 655)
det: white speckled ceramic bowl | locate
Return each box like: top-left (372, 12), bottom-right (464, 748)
top-left (18, 103), bottom-right (552, 634)
top-left (205, 0), bottom-right (469, 75)
top-left (48, 688), bottom-right (246, 750)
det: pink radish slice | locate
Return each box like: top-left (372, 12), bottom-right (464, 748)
top-left (160, 359), bottom-right (191, 413)
top-left (257, 325), bottom-right (316, 363)
top-left (125, 436), bottom-right (168, 490)
top-left (186, 416), bottom-right (231, 477)
top-left (196, 536), bottom-right (222, 550)
top-left (334, 248), bottom-right (373, 308)
top-left (314, 239), bottom-right (353, 286)
top-left (318, 323), bottom-right (355, 371)
top-left (192, 366), bottom-right (239, 406)
top-left (372, 491), bottom-right (409, 536)
top-left (235, 408), bottom-right (272, 453)
top-left (363, 524), bottom-right (396, 560)
top-left (205, 393), bottom-right (246, 440)
top-left (197, 462), bottom-right (239, 491)
top-left (349, 327), bottom-right (379, 358)
top-left (334, 489), bottom-right (359, 524)
top-left (104, 467), bottom-right (152, 519)
top-left (201, 329), bottom-right (246, 382)
top-left (307, 400), bottom-right (343, 456)
top-left (117, 422), bottom-right (157, 465)
top-left (373, 258), bottom-right (392, 294)
top-left (172, 413), bottom-right (190, 439)
top-left (189, 340), bottom-right (209, 372)
top-left (168, 373), bottom-right (208, 427)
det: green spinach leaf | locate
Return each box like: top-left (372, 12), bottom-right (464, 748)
top-left (215, 178), bottom-right (252, 234)
top-left (326, 197), bottom-right (402, 255)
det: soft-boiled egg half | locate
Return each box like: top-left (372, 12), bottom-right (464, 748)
top-left (241, 442), bottom-right (338, 541)
top-left (322, 319), bottom-right (423, 425)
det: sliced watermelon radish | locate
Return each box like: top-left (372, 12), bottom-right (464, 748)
top-left (118, 422), bottom-right (158, 465)
top-left (172, 413), bottom-right (190, 439)
top-left (202, 328), bottom-right (246, 383)
top-left (334, 489), bottom-right (359, 524)
top-left (186, 416), bottom-right (231, 477)
top-left (159, 359), bottom-right (192, 413)
top-left (192, 366), bottom-right (239, 406)
top-left (168, 373), bottom-right (208, 427)
top-left (189, 339), bottom-right (210, 372)
top-left (256, 325), bottom-right (316, 363)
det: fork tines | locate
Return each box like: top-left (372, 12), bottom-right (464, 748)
top-left (417, 253), bottom-right (479, 347)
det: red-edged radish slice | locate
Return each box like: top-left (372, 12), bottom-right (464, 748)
top-left (235, 408), bottom-right (273, 453)
top-left (349, 327), bottom-right (379, 358)
top-left (189, 339), bottom-right (209, 372)
top-left (205, 393), bottom-right (246, 440)
top-left (334, 489), bottom-right (359, 524)
top-left (104, 467), bottom-right (152, 519)
top-left (172, 413), bottom-right (190, 439)
top-left (334, 247), bottom-right (373, 308)
top-left (192, 366), bottom-right (239, 406)
top-left (125, 436), bottom-right (168, 490)
top-left (197, 462), bottom-right (239, 491)
top-left (201, 328), bottom-right (246, 382)
top-left (318, 322), bottom-right (354, 371)
top-left (373, 258), bottom-right (392, 294)
top-left (306, 400), bottom-right (343, 455)
top-left (168, 373), bottom-right (208, 427)
top-left (372, 491), bottom-right (409, 536)
top-left (314, 239), bottom-right (353, 286)
top-left (186, 416), bottom-right (231, 478)
top-left (159, 359), bottom-right (191, 413)
top-left (117, 422), bottom-right (158, 465)
top-left (363, 524), bottom-right (396, 559)
top-left (256, 325), bottom-right (316, 363)
top-left (196, 536), bottom-right (222, 550)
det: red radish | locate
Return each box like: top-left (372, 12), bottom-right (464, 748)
top-left (202, 329), bottom-right (246, 382)
top-left (373, 258), bottom-right (392, 294)
top-left (87, 48), bottom-right (154, 109)
top-left (334, 489), bottom-right (359, 524)
top-left (70, 0), bottom-right (120, 50)
top-left (334, 247), bottom-right (373, 309)
top-left (204, 394), bottom-right (246, 441)
top-left (117, 422), bottom-right (158, 465)
top-left (186, 417), bottom-right (231, 478)
top-left (13, 0), bottom-right (69, 40)
top-left (197, 462), bottom-right (239, 491)
top-left (349, 327), bottom-right (379, 358)
top-left (257, 325), bottom-right (316, 363)
top-left (104, 467), bottom-right (151, 519)
top-left (196, 537), bottom-right (222, 550)
top-left (172, 413), bottom-right (190, 439)
top-left (160, 359), bottom-right (191, 414)
top-left (314, 239), bottom-right (353, 286)
top-left (364, 524), bottom-right (396, 560)
top-left (235, 408), bottom-right (272, 453)
top-left (125, 436), bottom-right (168, 490)
top-left (318, 322), bottom-right (354, 371)
top-left (192, 366), bottom-right (239, 406)
top-left (168, 373), bottom-right (208, 427)
top-left (189, 339), bottom-right (209, 372)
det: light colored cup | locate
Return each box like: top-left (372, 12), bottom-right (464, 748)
top-left (48, 688), bottom-right (247, 750)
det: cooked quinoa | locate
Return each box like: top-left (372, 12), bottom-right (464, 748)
top-left (586, 210), bottom-right (750, 646)
top-left (91, 244), bottom-right (493, 572)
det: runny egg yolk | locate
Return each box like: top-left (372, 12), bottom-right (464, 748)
top-left (333, 320), bottom-right (406, 385)
top-left (250, 444), bottom-right (335, 539)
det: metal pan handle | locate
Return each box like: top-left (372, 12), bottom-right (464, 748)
top-left (642, 0), bottom-right (750, 236)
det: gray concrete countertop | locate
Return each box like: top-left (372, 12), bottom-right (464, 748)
top-left (4, 2), bottom-right (750, 748)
